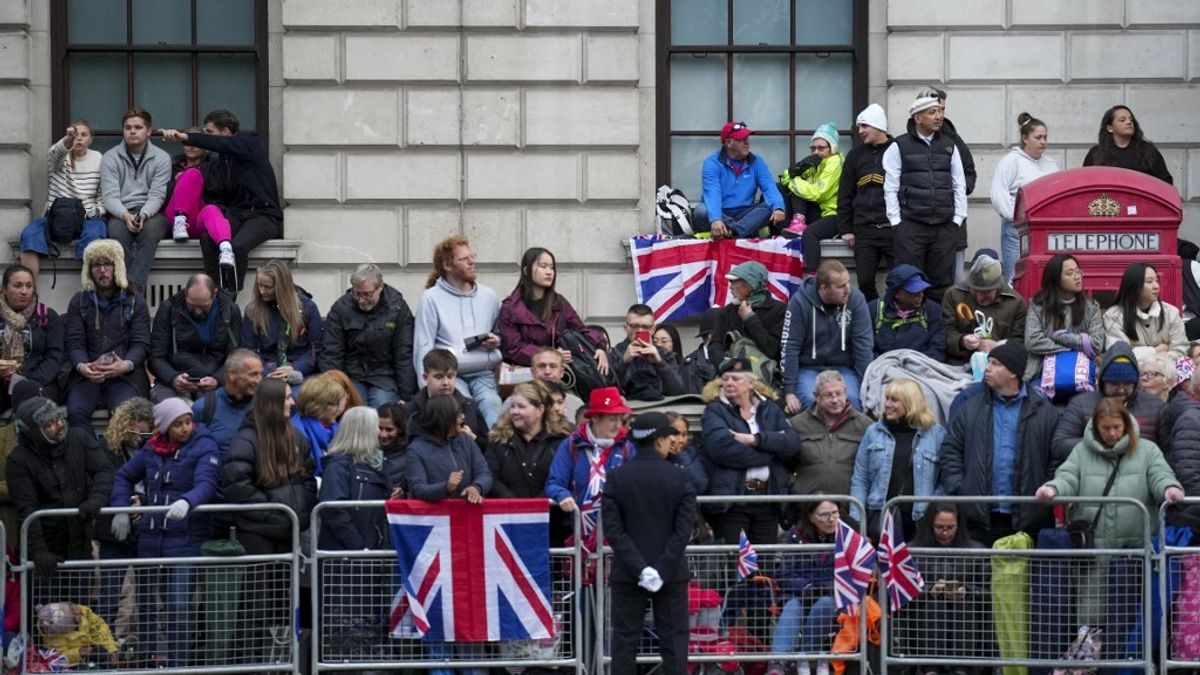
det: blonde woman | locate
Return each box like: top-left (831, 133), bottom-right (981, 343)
top-left (292, 374), bottom-right (348, 476)
top-left (849, 378), bottom-right (946, 538)
top-left (240, 260), bottom-right (324, 382)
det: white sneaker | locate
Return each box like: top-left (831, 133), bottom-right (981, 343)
top-left (172, 213), bottom-right (189, 243)
top-left (798, 662), bottom-right (811, 675)
top-left (218, 248), bottom-right (235, 269)
top-left (815, 661), bottom-right (829, 675)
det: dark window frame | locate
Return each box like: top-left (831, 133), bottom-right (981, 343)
top-left (48, 0), bottom-right (269, 146)
top-left (655, 0), bottom-right (869, 187)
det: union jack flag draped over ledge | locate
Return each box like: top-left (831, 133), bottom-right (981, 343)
top-left (630, 236), bottom-right (805, 322)
top-left (387, 499), bottom-right (555, 643)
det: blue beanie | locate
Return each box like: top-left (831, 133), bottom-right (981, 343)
top-left (1102, 358), bottom-right (1138, 384)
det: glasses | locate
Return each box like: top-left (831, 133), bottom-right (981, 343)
top-left (352, 286), bottom-right (381, 301)
top-left (809, 145), bottom-right (829, 152)
top-left (814, 510), bottom-right (840, 521)
top-left (127, 428), bottom-right (155, 437)
top-left (1141, 372), bottom-right (1165, 380)
top-left (627, 322), bottom-right (654, 331)
top-left (933, 525), bottom-right (957, 533)
top-left (90, 261), bottom-right (114, 270)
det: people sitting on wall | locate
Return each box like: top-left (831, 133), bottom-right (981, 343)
top-left (414, 236), bottom-right (503, 428)
top-left (0, 264), bottom-right (66, 409)
top-left (608, 304), bottom-right (687, 402)
top-left (867, 264), bottom-right (945, 361)
top-left (837, 104), bottom-right (895, 303)
top-left (191, 348), bottom-right (262, 455)
top-left (159, 127), bottom-right (238, 285)
top-left (149, 274), bottom-right (242, 402)
top-left (780, 122), bottom-right (845, 267)
top-left (321, 263), bottom-right (417, 407)
top-left (989, 113), bottom-right (1059, 283)
top-left (160, 109), bottom-right (284, 291)
top-left (1023, 254), bottom-right (1105, 392)
top-left (709, 261), bottom-right (787, 365)
top-left (694, 121), bottom-right (787, 240)
top-left (64, 240), bottom-right (151, 428)
top-left (788, 370), bottom-right (872, 498)
top-left (405, 349), bottom-right (490, 443)
top-left (942, 251), bottom-right (1028, 368)
top-left (101, 107), bottom-right (172, 296)
top-left (1105, 262), bottom-right (1189, 360)
top-left (498, 247), bottom-right (609, 371)
top-left (1083, 105), bottom-right (1173, 185)
top-left (18, 121), bottom-right (108, 279)
top-left (781, 260), bottom-right (873, 414)
top-left (240, 260), bottom-right (323, 384)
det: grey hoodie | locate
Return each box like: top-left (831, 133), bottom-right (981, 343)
top-left (99, 140), bottom-right (172, 219)
top-left (413, 277), bottom-right (502, 378)
top-left (780, 276), bottom-right (874, 388)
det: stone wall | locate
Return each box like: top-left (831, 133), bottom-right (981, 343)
top-left (0, 0), bottom-right (44, 240)
top-left (279, 0), bottom-right (653, 333)
top-left (884, 0), bottom-right (1200, 253)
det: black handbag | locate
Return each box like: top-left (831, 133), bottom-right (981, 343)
top-left (45, 196), bottom-right (85, 244)
top-left (1065, 454), bottom-right (1123, 549)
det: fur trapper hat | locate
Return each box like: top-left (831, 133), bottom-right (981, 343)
top-left (80, 239), bottom-right (128, 291)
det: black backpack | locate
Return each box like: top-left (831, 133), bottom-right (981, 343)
top-left (45, 197), bottom-right (85, 244)
top-left (558, 329), bottom-right (616, 403)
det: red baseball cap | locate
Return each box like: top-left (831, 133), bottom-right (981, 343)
top-left (720, 121), bottom-right (753, 143)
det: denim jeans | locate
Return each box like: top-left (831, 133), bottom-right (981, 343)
top-left (455, 370), bottom-right (501, 428)
top-left (793, 366), bottom-right (861, 411)
top-left (771, 596), bottom-right (837, 654)
top-left (1000, 218), bottom-right (1019, 284)
top-left (353, 382), bottom-right (400, 407)
top-left (138, 565), bottom-right (195, 666)
top-left (692, 202), bottom-right (773, 238)
top-left (107, 213), bottom-right (169, 292)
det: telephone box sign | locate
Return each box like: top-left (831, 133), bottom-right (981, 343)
top-left (1047, 232), bottom-right (1160, 252)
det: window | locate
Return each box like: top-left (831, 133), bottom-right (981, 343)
top-left (50, 0), bottom-right (267, 153)
top-left (657, 0), bottom-right (868, 200)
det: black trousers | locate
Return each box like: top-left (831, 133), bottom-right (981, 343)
top-left (610, 579), bottom-right (689, 675)
top-left (200, 209), bottom-right (282, 291)
top-left (799, 216), bottom-right (840, 271)
top-left (710, 501), bottom-right (779, 547)
top-left (894, 219), bottom-right (959, 300)
top-left (850, 224), bottom-right (895, 303)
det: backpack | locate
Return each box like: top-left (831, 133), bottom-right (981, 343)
top-left (559, 329), bottom-right (617, 402)
top-left (723, 330), bottom-right (779, 389)
top-left (45, 197), bottom-right (85, 244)
top-left (656, 185), bottom-right (694, 237)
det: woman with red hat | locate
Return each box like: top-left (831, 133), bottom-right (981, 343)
top-left (545, 386), bottom-right (636, 530)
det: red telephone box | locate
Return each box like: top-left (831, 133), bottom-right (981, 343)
top-left (1014, 166), bottom-right (1182, 306)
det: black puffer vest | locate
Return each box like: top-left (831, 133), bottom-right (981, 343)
top-left (896, 131), bottom-right (956, 225)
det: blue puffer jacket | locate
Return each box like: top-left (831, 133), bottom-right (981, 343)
top-left (700, 394), bottom-right (801, 511)
top-left (110, 424), bottom-right (221, 557)
top-left (866, 264), bottom-right (946, 360)
top-left (317, 453), bottom-right (389, 550)
top-left (545, 426), bottom-right (636, 505)
top-left (848, 419), bottom-right (945, 523)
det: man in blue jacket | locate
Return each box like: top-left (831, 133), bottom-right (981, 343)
top-left (781, 260), bottom-right (874, 414)
top-left (694, 122), bottom-right (787, 240)
top-left (866, 264), bottom-right (945, 360)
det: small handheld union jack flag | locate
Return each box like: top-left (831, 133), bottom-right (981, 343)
top-left (833, 518), bottom-right (876, 610)
top-left (878, 509), bottom-right (924, 610)
top-left (737, 529), bottom-right (759, 581)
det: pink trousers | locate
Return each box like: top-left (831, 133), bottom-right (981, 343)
top-left (164, 168), bottom-right (232, 243)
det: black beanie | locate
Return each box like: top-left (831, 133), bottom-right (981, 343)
top-left (989, 341), bottom-right (1027, 378)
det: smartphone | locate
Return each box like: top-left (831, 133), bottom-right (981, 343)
top-left (635, 329), bottom-right (652, 344)
top-left (96, 352), bottom-right (116, 366)
top-left (186, 376), bottom-right (202, 384)
top-left (463, 333), bottom-right (490, 351)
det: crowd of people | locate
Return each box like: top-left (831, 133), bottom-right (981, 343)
top-left (4, 91), bottom-right (1196, 673)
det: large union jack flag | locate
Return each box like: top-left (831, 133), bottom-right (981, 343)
top-left (833, 518), bottom-right (876, 610)
top-left (878, 509), bottom-right (924, 610)
top-left (630, 236), bottom-right (804, 322)
top-left (387, 499), bottom-right (555, 643)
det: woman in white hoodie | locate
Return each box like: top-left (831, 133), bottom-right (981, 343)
top-left (990, 113), bottom-right (1060, 284)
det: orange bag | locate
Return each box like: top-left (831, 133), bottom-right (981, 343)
top-left (830, 596), bottom-right (881, 675)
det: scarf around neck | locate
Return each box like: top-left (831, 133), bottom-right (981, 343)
top-left (0, 294), bottom-right (33, 364)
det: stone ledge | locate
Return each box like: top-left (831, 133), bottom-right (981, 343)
top-left (7, 239), bottom-right (302, 269)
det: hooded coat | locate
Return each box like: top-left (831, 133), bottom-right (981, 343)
top-left (497, 288), bottom-right (607, 366)
top-left (866, 264), bottom-right (945, 360)
top-left (788, 403), bottom-right (872, 496)
top-left (110, 424), bottom-right (221, 557)
top-left (780, 276), bottom-right (873, 389)
top-left (1052, 342), bottom-right (1164, 461)
top-left (545, 425), bottom-right (636, 505)
top-left (6, 400), bottom-right (113, 559)
top-left (65, 239), bottom-right (151, 392)
top-left (780, 153), bottom-right (844, 217)
top-left (413, 277), bottom-right (502, 378)
top-left (221, 414), bottom-right (317, 539)
top-left (321, 284), bottom-right (417, 398)
top-left (710, 262), bottom-right (788, 364)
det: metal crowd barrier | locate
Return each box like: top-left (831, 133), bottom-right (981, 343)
top-left (596, 494), bottom-right (872, 675)
top-left (19, 504), bottom-right (302, 675)
top-left (309, 499), bottom-right (585, 675)
top-left (880, 495), bottom-right (1155, 675)
top-left (1160, 497), bottom-right (1200, 672)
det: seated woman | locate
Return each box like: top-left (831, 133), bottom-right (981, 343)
top-left (1023, 254), bottom-right (1105, 396)
top-left (849, 378), bottom-right (945, 540)
top-left (1083, 105), bottom-right (1173, 184)
top-left (905, 502), bottom-right (987, 675)
top-left (241, 260), bottom-right (324, 382)
top-left (162, 128), bottom-right (237, 283)
top-left (779, 123), bottom-right (844, 271)
top-left (498, 247), bottom-right (609, 368)
top-left (766, 498), bottom-right (839, 675)
top-left (19, 121), bottom-right (108, 278)
top-left (292, 374), bottom-right (348, 477)
top-left (109, 398), bottom-right (220, 667)
top-left (1105, 262), bottom-right (1188, 360)
top-left (0, 264), bottom-right (65, 408)
top-left (652, 324), bottom-right (685, 364)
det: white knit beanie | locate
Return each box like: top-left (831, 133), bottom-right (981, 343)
top-left (855, 103), bottom-right (888, 132)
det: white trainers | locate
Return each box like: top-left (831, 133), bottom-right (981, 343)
top-left (172, 213), bottom-right (189, 243)
top-left (218, 248), bottom-right (235, 269)
top-left (815, 661), bottom-right (829, 675)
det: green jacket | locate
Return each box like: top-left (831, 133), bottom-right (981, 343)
top-left (1045, 420), bottom-right (1180, 548)
top-left (780, 153), bottom-right (844, 217)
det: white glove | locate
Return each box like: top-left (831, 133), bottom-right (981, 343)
top-left (638, 566), bottom-right (664, 593)
top-left (165, 499), bottom-right (190, 521)
top-left (111, 513), bottom-right (130, 541)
